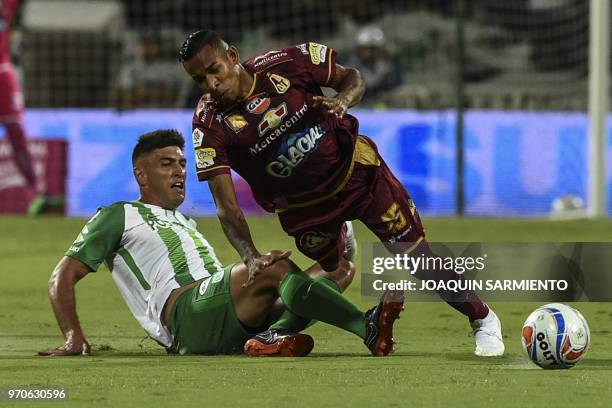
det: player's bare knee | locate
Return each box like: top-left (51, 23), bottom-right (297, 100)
top-left (258, 258), bottom-right (296, 286)
top-left (326, 259), bottom-right (355, 292)
top-left (271, 258), bottom-right (295, 281)
top-left (340, 260), bottom-right (356, 291)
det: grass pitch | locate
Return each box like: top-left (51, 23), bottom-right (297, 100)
top-left (1, 216), bottom-right (611, 407)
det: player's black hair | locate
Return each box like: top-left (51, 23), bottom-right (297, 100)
top-left (178, 29), bottom-right (227, 62)
top-left (132, 129), bottom-right (185, 164)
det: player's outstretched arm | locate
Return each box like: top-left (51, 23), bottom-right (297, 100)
top-left (38, 257), bottom-right (91, 356)
top-left (209, 174), bottom-right (286, 286)
top-left (312, 64), bottom-right (365, 118)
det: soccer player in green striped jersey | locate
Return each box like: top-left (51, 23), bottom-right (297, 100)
top-left (38, 129), bottom-right (403, 357)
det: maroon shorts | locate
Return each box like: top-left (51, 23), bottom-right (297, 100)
top-left (0, 66), bottom-right (24, 122)
top-left (277, 136), bottom-right (425, 269)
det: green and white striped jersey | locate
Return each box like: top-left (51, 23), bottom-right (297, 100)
top-left (66, 200), bottom-right (224, 347)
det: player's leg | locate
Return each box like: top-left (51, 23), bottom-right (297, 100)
top-left (165, 260), bottom-right (334, 356)
top-left (0, 71), bottom-right (38, 199)
top-left (265, 258), bottom-right (355, 330)
top-left (359, 155), bottom-right (504, 356)
top-left (290, 221), bottom-right (347, 272)
top-left (236, 253), bottom-right (402, 356)
top-left (242, 260), bottom-right (352, 357)
top-left (167, 265), bottom-right (266, 355)
top-left (258, 222), bottom-right (355, 336)
top-left (2, 120), bottom-right (36, 187)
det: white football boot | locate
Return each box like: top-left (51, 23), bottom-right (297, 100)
top-left (342, 221), bottom-right (357, 262)
top-left (470, 307), bottom-right (505, 357)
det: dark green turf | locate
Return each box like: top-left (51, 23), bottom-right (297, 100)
top-left (1, 216), bottom-right (611, 407)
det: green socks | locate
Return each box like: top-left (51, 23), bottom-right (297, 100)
top-left (269, 277), bottom-right (339, 332)
top-left (276, 268), bottom-right (366, 339)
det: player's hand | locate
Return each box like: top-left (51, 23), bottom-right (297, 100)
top-left (38, 337), bottom-right (90, 357)
top-left (243, 250), bottom-right (292, 288)
top-left (312, 95), bottom-right (349, 119)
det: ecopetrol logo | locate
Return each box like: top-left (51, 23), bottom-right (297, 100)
top-left (265, 125), bottom-right (326, 178)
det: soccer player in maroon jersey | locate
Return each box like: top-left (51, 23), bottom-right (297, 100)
top-left (0, 0), bottom-right (43, 213)
top-left (180, 29), bottom-right (504, 356)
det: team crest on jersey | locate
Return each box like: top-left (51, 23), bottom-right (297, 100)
top-left (246, 95), bottom-right (271, 114)
top-left (308, 43), bottom-right (327, 66)
top-left (258, 103), bottom-right (288, 136)
top-left (224, 114), bottom-right (248, 133)
top-left (195, 147), bottom-right (216, 170)
top-left (268, 73), bottom-right (290, 94)
top-left (299, 231), bottom-right (333, 252)
top-left (192, 128), bottom-right (204, 147)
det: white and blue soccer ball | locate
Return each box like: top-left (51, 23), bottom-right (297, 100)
top-left (521, 303), bottom-right (590, 369)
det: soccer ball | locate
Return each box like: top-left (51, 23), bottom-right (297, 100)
top-left (521, 303), bottom-right (590, 369)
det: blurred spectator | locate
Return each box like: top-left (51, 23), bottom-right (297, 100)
top-left (345, 25), bottom-right (403, 107)
top-left (1, 0), bottom-right (45, 213)
top-left (483, 0), bottom-right (587, 72)
top-left (111, 30), bottom-right (186, 109)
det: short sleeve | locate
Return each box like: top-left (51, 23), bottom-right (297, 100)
top-left (192, 124), bottom-right (231, 181)
top-left (292, 42), bottom-right (337, 86)
top-left (65, 204), bottom-right (125, 271)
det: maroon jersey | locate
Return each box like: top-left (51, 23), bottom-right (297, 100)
top-left (192, 42), bottom-right (360, 212)
top-left (0, 0), bottom-right (19, 64)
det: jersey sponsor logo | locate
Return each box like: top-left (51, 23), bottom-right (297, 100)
top-left (198, 276), bottom-right (212, 296)
top-left (224, 113), bottom-right (248, 133)
top-left (212, 271), bottom-right (224, 283)
top-left (258, 103), bottom-right (288, 136)
top-left (196, 102), bottom-right (211, 123)
top-left (195, 147), bottom-right (216, 170)
top-left (250, 103), bottom-right (308, 155)
top-left (253, 51), bottom-right (287, 68)
top-left (143, 214), bottom-right (174, 231)
top-left (246, 95), bottom-right (271, 114)
top-left (297, 43), bottom-right (309, 55)
top-left (268, 73), bottom-right (290, 94)
top-left (265, 125), bottom-right (325, 178)
top-left (192, 128), bottom-right (204, 147)
top-left (308, 43), bottom-right (327, 66)
top-left (299, 231), bottom-right (333, 252)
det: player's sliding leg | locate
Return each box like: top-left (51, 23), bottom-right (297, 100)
top-left (359, 159), bottom-right (504, 356)
top-left (266, 259), bottom-right (354, 333)
top-left (234, 255), bottom-right (403, 357)
top-left (256, 219), bottom-right (360, 337)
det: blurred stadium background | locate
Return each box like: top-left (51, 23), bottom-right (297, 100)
top-left (0, 0), bottom-right (609, 218)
